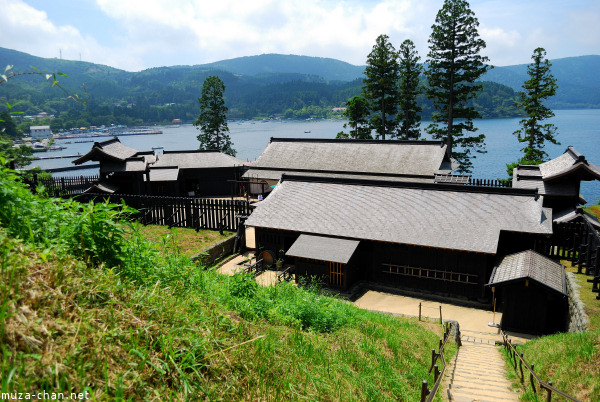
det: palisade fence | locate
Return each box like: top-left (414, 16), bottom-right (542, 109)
top-left (34, 175), bottom-right (101, 197)
top-left (466, 178), bottom-right (511, 187)
top-left (75, 193), bottom-right (252, 232)
top-left (536, 221), bottom-right (600, 300)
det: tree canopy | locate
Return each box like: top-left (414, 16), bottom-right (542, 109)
top-left (336, 96), bottom-right (372, 139)
top-left (425, 0), bottom-right (490, 172)
top-left (513, 47), bottom-right (559, 163)
top-left (194, 76), bottom-right (235, 156)
top-left (396, 39), bottom-right (423, 140)
top-left (363, 35), bottom-right (400, 140)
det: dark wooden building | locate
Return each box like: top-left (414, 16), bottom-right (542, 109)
top-left (487, 250), bottom-right (568, 335)
top-left (513, 146), bottom-right (600, 221)
top-left (73, 137), bottom-right (156, 195)
top-left (243, 138), bottom-right (459, 195)
top-left (148, 150), bottom-right (244, 197)
top-left (245, 175), bottom-right (553, 300)
top-left (73, 138), bottom-right (244, 197)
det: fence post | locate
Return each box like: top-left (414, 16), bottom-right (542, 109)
top-left (530, 364), bottom-right (536, 394)
top-left (420, 380), bottom-right (429, 402)
top-left (419, 302), bottom-right (422, 321)
top-left (439, 305), bottom-right (443, 324)
top-left (547, 381), bottom-right (553, 402)
top-left (519, 352), bottom-right (524, 381)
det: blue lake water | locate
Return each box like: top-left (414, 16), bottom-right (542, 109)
top-left (33, 109), bottom-right (600, 204)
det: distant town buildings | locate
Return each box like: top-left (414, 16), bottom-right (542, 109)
top-left (29, 125), bottom-right (52, 139)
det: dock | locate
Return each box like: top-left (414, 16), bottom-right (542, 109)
top-left (33, 154), bottom-right (82, 161)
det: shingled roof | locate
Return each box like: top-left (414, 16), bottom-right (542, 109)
top-left (487, 250), bottom-right (566, 295)
top-left (245, 176), bottom-right (552, 254)
top-left (153, 150), bottom-right (244, 169)
top-left (243, 138), bottom-right (458, 182)
top-left (513, 146), bottom-right (600, 186)
top-left (72, 137), bottom-right (139, 165)
top-left (286, 235), bottom-right (360, 264)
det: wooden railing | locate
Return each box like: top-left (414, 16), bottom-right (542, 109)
top-left (32, 175), bottom-right (100, 196)
top-left (501, 330), bottom-right (579, 401)
top-left (466, 178), bottom-right (511, 188)
top-left (420, 321), bottom-right (460, 402)
top-left (536, 221), bottom-right (600, 300)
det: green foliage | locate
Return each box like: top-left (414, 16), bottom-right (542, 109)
top-left (194, 76), bottom-right (235, 156)
top-left (397, 39), bottom-right (423, 140)
top-left (505, 158), bottom-right (541, 179)
top-left (513, 48), bottom-right (559, 162)
top-left (337, 96), bottom-right (372, 139)
top-left (0, 111), bottom-right (20, 138)
top-left (363, 35), bottom-right (400, 140)
top-left (425, 0), bottom-right (490, 173)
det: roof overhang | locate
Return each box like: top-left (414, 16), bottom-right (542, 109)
top-left (286, 234), bottom-right (360, 264)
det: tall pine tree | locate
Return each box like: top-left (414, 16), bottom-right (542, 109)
top-left (194, 76), bottom-right (235, 156)
top-left (363, 34), bottom-right (399, 140)
top-left (336, 96), bottom-right (372, 139)
top-left (425, 0), bottom-right (490, 172)
top-left (513, 47), bottom-right (559, 162)
top-left (396, 39), bottom-right (423, 140)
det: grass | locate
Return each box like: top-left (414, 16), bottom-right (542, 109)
top-left (0, 166), bottom-right (453, 400)
top-left (133, 223), bottom-right (234, 257)
top-left (503, 260), bottom-right (600, 401)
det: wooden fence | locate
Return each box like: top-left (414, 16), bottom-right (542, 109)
top-left (34, 175), bottom-right (100, 197)
top-left (420, 321), bottom-right (459, 402)
top-left (466, 178), bottom-right (511, 187)
top-left (536, 221), bottom-right (600, 300)
top-left (76, 193), bottom-right (252, 232)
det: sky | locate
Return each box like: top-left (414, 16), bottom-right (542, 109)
top-left (1, 0), bottom-right (599, 72)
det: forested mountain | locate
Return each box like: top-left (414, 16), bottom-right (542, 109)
top-left (1, 47), bottom-right (597, 130)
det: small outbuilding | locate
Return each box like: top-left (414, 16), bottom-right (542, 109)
top-left (487, 250), bottom-right (568, 335)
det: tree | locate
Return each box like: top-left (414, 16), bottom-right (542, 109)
top-left (363, 35), bottom-right (399, 140)
top-left (513, 47), bottom-right (558, 163)
top-left (425, 0), bottom-right (490, 172)
top-left (194, 76), bottom-right (235, 156)
top-left (336, 96), bottom-right (372, 139)
top-left (0, 110), bottom-right (20, 138)
top-left (396, 39), bottom-right (423, 140)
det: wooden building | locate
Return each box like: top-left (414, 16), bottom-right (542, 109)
top-left (245, 175), bottom-right (553, 300)
top-left (73, 137), bottom-right (244, 197)
top-left (73, 137), bottom-right (156, 195)
top-left (148, 150), bottom-right (244, 197)
top-left (513, 146), bottom-right (600, 218)
top-left (487, 250), bottom-right (568, 335)
top-left (243, 138), bottom-right (459, 195)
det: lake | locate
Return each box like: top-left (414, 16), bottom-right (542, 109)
top-left (33, 109), bottom-right (600, 204)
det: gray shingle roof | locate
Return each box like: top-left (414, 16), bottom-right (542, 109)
top-left (100, 156), bottom-right (153, 173)
top-left (286, 234), bottom-right (360, 264)
top-left (83, 181), bottom-right (119, 194)
top-left (154, 151), bottom-right (244, 169)
top-left (245, 178), bottom-right (552, 254)
top-left (537, 146), bottom-right (600, 181)
top-left (148, 167), bottom-right (180, 182)
top-left (553, 207), bottom-right (600, 229)
top-left (73, 137), bottom-right (139, 165)
top-left (244, 138), bottom-right (454, 181)
top-left (488, 250), bottom-right (566, 295)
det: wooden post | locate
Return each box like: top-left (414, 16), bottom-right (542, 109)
top-left (434, 364), bottom-right (440, 383)
top-left (419, 302), bottom-right (422, 321)
top-left (439, 305), bottom-right (443, 324)
top-left (530, 364), bottom-right (536, 394)
top-left (420, 380), bottom-right (429, 402)
top-left (519, 353), bottom-right (524, 381)
top-left (547, 381), bottom-right (553, 402)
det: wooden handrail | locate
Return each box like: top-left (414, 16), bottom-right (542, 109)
top-left (501, 330), bottom-right (579, 401)
top-left (420, 321), bottom-right (459, 402)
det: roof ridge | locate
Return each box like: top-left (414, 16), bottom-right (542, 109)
top-left (269, 137), bottom-right (446, 146)
top-left (280, 173), bottom-right (539, 197)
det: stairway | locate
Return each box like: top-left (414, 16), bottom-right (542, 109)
top-left (445, 339), bottom-right (519, 401)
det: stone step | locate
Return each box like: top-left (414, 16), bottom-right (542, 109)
top-left (449, 372), bottom-right (511, 384)
top-left (448, 389), bottom-right (518, 402)
top-left (449, 380), bottom-right (513, 395)
top-left (448, 384), bottom-right (518, 400)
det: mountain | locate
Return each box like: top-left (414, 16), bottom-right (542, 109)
top-left (1, 47), bottom-right (597, 128)
top-left (482, 55), bottom-right (600, 108)
top-left (200, 54), bottom-right (366, 82)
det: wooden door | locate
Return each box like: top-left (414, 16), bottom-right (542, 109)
top-left (329, 262), bottom-right (345, 288)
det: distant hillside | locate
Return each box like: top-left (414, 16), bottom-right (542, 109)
top-left (1, 47), bottom-right (597, 128)
top-left (200, 53), bottom-right (366, 82)
top-left (482, 55), bottom-right (600, 108)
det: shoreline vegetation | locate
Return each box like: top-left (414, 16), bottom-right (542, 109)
top-left (0, 165), bottom-right (455, 400)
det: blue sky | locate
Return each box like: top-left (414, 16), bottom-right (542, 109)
top-left (1, 0), bottom-right (599, 71)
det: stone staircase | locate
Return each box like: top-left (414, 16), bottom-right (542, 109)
top-left (445, 336), bottom-right (519, 402)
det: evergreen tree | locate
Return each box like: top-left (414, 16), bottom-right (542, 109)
top-left (396, 39), bottom-right (423, 140)
top-left (363, 35), bottom-right (399, 140)
top-left (336, 96), bottom-right (372, 139)
top-left (425, 0), bottom-right (490, 172)
top-left (194, 76), bottom-right (235, 156)
top-left (513, 47), bottom-right (559, 162)
top-left (0, 110), bottom-right (20, 138)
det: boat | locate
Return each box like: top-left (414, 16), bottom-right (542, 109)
top-left (152, 146), bottom-right (164, 150)
top-left (304, 130), bottom-right (311, 133)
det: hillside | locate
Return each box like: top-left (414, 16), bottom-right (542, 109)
top-left (2, 47), bottom-right (598, 127)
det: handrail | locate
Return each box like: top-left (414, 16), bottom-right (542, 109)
top-left (501, 330), bottom-right (580, 401)
top-left (420, 321), bottom-right (459, 402)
